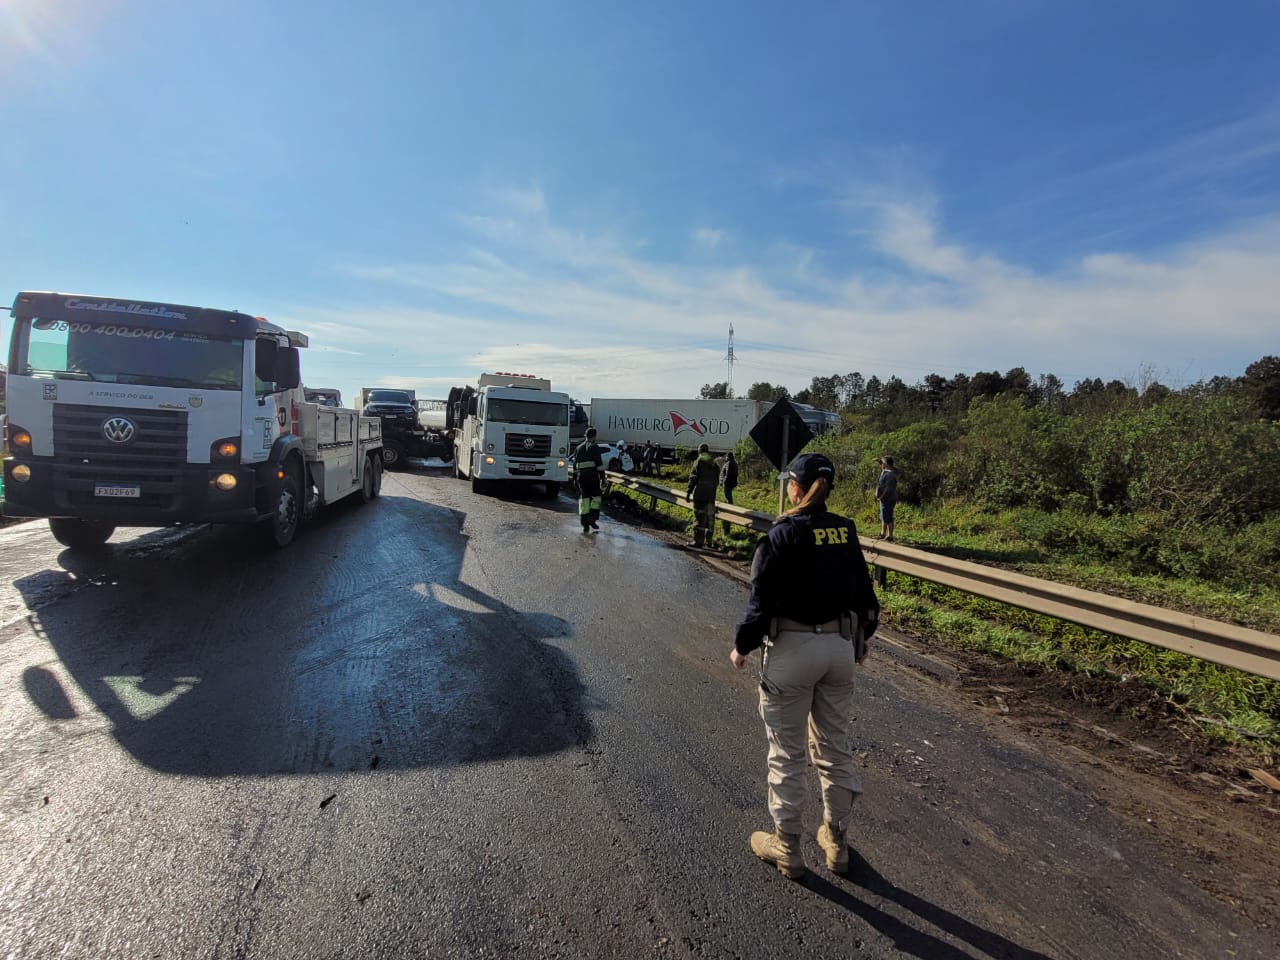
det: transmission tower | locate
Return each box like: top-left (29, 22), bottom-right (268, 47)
top-left (726, 323), bottom-right (735, 397)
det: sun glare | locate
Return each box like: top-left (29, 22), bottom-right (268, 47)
top-left (1, 0), bottom-right (76, 58)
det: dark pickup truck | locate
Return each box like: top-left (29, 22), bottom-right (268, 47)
top-left (360, 388), bottom-right (452, 468)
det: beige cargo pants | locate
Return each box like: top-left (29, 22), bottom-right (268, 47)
top-left (759, 624), bottom-right (863, 835)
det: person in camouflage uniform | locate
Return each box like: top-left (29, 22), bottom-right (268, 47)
top-left (686, 442), bottom-right (720, 548)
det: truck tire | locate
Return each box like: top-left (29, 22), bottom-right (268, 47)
top-left (371, 456), bottom-right (383, 497)
top-left (471, 470), bottom-right (486, 495)
top-left (266, 468), bottom-right (301, 547)
top-left (360, 455), bottom-right (381, 502)
top-left (49, 518), bottom-right (115, 550)
top-left (381, 441), bottom-right (405, 471)
top-left (544, 481), bottom-right (561, 498)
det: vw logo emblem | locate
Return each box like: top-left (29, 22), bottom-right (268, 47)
top-left (523, 437), bottom-right (534, 449)
top-left (102, 416), bottom-right (136, 444)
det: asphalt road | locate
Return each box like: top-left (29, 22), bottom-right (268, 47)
top-left (0, 466), bottom-right (1270, 959)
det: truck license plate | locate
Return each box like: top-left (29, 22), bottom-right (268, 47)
top-left (511, 463), bottom-right (539, 474)
top-left (94, 483), bottom-right (141, 499)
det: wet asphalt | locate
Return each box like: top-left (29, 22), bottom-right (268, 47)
top-left (0, 465), bottom-right (1271, 959)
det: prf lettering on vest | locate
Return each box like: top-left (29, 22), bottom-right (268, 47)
top-left (813, 527), bottom-right (850, 545)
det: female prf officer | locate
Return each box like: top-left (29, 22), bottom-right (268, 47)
top-left (730, 453), bottom-right (880, 879)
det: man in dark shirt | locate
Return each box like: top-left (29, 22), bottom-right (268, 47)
top-left (875, 454), bottom-right (899, 541)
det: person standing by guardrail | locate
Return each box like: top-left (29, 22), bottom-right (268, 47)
top-left (572, 427), bottom-right (606, 534)
top-left (875, 455), bottom-right (899, 541)
top-left (719, 450), bottom-right (739, 537)
top-left (687, 442), bottom-right (720, 548)
top-left (641, 440), bottom-right (658, 476)
top-left (729, 452), bottom-right (880, 880)
top-left (720, 450), bottom-right (738, 504)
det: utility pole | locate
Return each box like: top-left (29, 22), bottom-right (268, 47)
top-left (726, 323), bottom-right (735, 398)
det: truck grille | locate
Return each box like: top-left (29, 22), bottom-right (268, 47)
top-left (504, 433), bottom-right (552, 458)
top-left (52, 404), bottom-right (188, 510)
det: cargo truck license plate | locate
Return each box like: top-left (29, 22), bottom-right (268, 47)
top-left (511, 463), bottom-right (539, 473)
top-left (94, 483), bottom-right (141, 498)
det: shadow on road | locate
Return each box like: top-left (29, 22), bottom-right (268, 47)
top-left (14, 495), bottom-right (591, 777)
top-left (802, 848), bottom-right (1059, 960)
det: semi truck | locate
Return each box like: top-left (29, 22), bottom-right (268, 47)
top-left (3, 291), bottom-right (383, 550)
top-left (586, 398), bottom-right (769, 456)
top-left (587, 397), bottom-right (840, 458)
top-left (447, 372), bottom-right (570, 497)
top-left (359, 387), bottom-right (452, 468)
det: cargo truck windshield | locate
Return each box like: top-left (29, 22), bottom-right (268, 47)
top-left (487, 397), bottom-right (568, 426)
top-left (15, 316), bottom-right (244, 389)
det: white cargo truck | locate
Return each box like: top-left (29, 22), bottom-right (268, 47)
top-left (2, 291), bottom-right (383, 550)
top-left (587, 398), bottom-right (769, 456)
top-left (588, 397), bottom-right (841, 459)
top-left (448, 372), bottom-right (570, 497)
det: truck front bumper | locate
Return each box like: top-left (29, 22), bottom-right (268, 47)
top-left (2, 456), bottom-right (269, 525)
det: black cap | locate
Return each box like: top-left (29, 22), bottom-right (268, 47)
top-left (781, 453), bottom-right (836, 488)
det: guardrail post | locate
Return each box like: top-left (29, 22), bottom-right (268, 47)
top-left (875, 564), bottom-right (887, 588)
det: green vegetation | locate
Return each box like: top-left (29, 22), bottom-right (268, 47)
top-left (650, 360), bottom-right (1280, 757)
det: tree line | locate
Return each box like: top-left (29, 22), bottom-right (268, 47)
top-left (709, 357), bottom-right (1280, 587)
top-left (702, 355), bottom-right (1280, 429)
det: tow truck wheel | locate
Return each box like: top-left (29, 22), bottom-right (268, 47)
top-left (370, 456), bottom-right (383, 497)
top-left (360, 457), bottom-right (377, 502)
top-left (381, 441), bottom-right (405, 471)
top-left (49, 518), bottom-right (115, 550)
top-left (267, 469), bottom-right (301, 547)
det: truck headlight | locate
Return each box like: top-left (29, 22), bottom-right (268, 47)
top-left (211, 436), bottom-right (240, 463)
top-left (213, 473), bottom-right (238, 491)
top-left (10, 464), bottom-right (31, 483)
top-left (557, 460), bottom-right (566, 468)
top-left (484, 455), bottom-right (495, 465)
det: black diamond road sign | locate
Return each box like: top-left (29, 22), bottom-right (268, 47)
top-left (749, 398), bottom-right (815, 472)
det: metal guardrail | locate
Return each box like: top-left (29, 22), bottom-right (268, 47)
top-left (604, 471), bottom-right (1280, 682)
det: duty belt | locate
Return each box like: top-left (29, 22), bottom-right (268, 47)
top-left (773, 617), bottom-right (843, 634)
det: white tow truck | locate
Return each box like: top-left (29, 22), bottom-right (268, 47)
top-left (2, 291), bottom-right (383, 550)
top-left (447, 372), bottom-right (570, 497)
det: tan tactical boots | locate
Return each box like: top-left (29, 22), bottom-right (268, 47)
top-left (816, 821), bottom-right (849, 874)
top-left (749, 829), bottom-right (805, 879)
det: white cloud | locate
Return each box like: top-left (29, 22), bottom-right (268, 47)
top-left (295, 184), bottom-right (1280, 406)
top-left (693, 227), bottom-right (725, 250)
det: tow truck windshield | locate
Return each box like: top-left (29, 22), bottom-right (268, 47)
top-left (17, 315), bottom-right (244, 389)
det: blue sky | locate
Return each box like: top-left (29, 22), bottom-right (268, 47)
top-left (3, 0), bottom-right (1278, 406)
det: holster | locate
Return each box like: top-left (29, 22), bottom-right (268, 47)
top-left (841, 611), bottom-right (868, 660)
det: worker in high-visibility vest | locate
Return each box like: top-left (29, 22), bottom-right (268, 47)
top-left (571, 427), bottom-right (606, 534)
